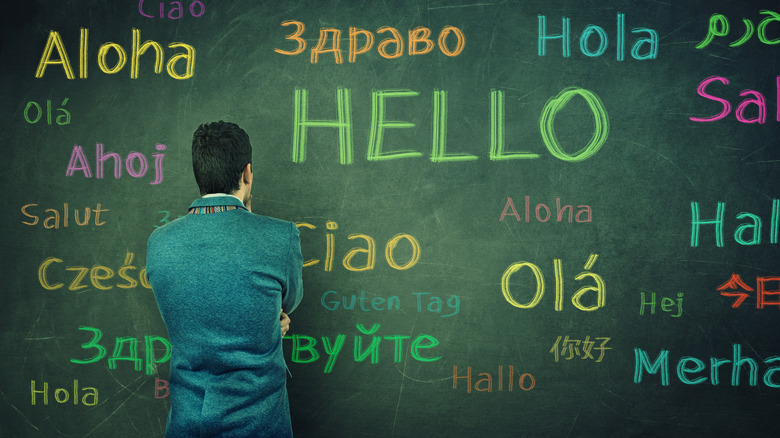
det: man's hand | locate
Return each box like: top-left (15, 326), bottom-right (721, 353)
top-left (280, 309), bottom-right (290, 336)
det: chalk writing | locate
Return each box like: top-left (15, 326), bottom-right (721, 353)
top-left (320, 290), bottom-right (460, 317)
top-left (501, 254), bottom-right (605, 311)
top-left (154, 378), bottom-right (169, 398)
top-left (639, 291), bottom-right (684, 317)
top-left (35, 28), bottom-right (195, 79)
top-left (283, 324), bottom-right (441, 373)
top-left (295, 220), bottom-right (420, 271)
top-left (38, 252), bottom-right (151, 291)
top-left (275, 21), bottom-right (465, 63)
top-left (30, 380), bottom-right (98, 406)
top-left (23, 98), bottom-right (70, 125)
top-left (689, 75), bottom-right (779, 124)
top-left (66, 143), bottom-right (165, 185)
top-left (549, 336), bottom-right (611, 362)
top-left (716, 273), bottom-right (780, 309)
top-left (696, 10), bottom-right (780, 49)
top-left (452, 365), bottom-right (535, 393)
top-left (154, 210), bottom-right (186, 228)
top-left (70, 326), bottom-right (171, 376)
top-left (634, 344), bottom-right (780, 387)
top-left (292, 87), bottom-right (609, 164)
top-left (537, 13), bottom-right (658, 60)
top-left (499, 196), bottom-right (592, 223)
top-left (138, 0), bottom-right (205, 19)
top-left (690, 199), bottom-right (780, 247)
top-left (21, 202), bottom-right (108, 229)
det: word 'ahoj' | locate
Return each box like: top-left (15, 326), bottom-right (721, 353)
top-left (66, 143), bottom-right (165, 185)
top-left (35, 28), bottom-right (195, 80)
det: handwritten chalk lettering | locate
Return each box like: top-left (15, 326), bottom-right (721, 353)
top-left (292, 87), bottom-right (609, 165)
top-left (634, 344), bottom-right (780, 387)
top-left (549, 336), bottom-right (611, 362)
top-left (35, 28), bottom-right (195, 79)
top-left (38, 252), bottom-right (151, 292)
top-left (319, 291), bottom-right (460, 317)
top-left (501, 254), bottom-right (605, 311)
top-left (716, 273), bottom-right (780, 309)
top-left (321, 290), bottom-right (401, 312)
top-left (275, 20), bottom-right (465, 63)
top-left (154, 210), bottom-right (186, 228)
top-left (412, 292), bottom-right (460, 317)
top-left (154, 378), bottom-right (169, 398)
top-left (690, 75), bottom-right (780, 124)
top-left (30, 380), bottom-right (98, 406)
top-left (696, 10), bottom-right (780, 49)
top-left (690, 199), bottom-right (780, 247)
top-left (499, 196), bottom-right (592, 223)
top-left (65, 143), bottom-right (165, 185)
top-left (283, 324), bottom-right (441, 373)
top-left (138, 0), bottom-right (205, 19)
top-left (295, 220), bottom-right (421, 272)
top-left (639, 292), bottom-right (684, 317)
top-left (21, 202), bottom-right (108, 229)
top-left (452, 365), bottom-right (535, 393)
top-left (538, 13), bottom-right (658, 60)
top-left (70, 326), bottom-right (172, 376)
top-left (23, 98), bottom-right (70, 125)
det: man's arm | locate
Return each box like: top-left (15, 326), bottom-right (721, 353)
top-left (281, 222), bottom-right (304, 313)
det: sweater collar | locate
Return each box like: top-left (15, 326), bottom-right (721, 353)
top-left (189, 194), bottom-right (246, 209)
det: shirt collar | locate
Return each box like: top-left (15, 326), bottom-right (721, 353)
top-left (189, 194), bottom-right (246, 209)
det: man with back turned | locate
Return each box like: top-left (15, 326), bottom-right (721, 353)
top-left (146, 121), bottom-right (304, 437)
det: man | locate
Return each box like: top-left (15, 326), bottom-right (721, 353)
top-left (146, 121), bottom-right (303, 437)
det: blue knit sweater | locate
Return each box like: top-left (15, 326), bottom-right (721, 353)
top-left (146, 195), bottom-right (303, 437)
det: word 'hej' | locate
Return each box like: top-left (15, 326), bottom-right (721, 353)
top-left (690, 200), bottom-right (780, 247)
top-left (35, 28), bottom-right (195, 79)
top-left (65, 143), bottom-right (165, 184)
top-left (291, 87), bottom-right (609, 164)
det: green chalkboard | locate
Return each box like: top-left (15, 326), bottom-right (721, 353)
top-left (2, 0), bottom-right (780, 436)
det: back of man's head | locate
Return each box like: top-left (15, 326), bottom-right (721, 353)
top-left (192, 121), bottom-right (252, 195)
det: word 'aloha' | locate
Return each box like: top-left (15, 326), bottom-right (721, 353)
top-left (499, 196), bottom-right (592, 223)
top-left (36, 28), bottom-right (195, 79)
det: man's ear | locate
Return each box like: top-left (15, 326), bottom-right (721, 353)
top-left (243, 163), bottom-right (253, 185)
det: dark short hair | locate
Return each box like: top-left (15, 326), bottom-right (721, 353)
top-left (191, 121), bottom-right (252, 195)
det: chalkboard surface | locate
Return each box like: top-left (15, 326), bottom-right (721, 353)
top-left (2, 1), bottom-right (780, 436)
